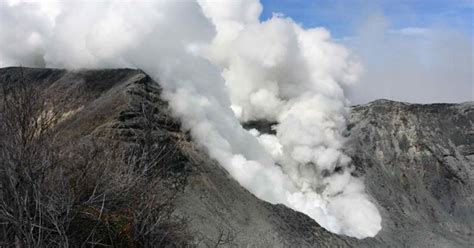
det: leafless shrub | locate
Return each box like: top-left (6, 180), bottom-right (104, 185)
top-left (0, 68), bottom-right (191, 247)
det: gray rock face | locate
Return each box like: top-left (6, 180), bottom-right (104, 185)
top-left (345, 100), bottom-right (474, 247)
top-left (0, 67), bottom-right (472, 247)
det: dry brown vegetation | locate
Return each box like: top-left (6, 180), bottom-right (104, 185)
top-left (0, 68), bottom-right (191, 247)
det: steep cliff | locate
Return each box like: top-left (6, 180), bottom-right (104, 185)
top-left (346, 100), bottom-right (473, 247)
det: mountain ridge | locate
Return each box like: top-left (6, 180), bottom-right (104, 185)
top-left (0, 67), bottom-right (472, 247)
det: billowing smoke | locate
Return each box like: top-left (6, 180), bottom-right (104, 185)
top-left (0, 0), bottom-right (381, 239)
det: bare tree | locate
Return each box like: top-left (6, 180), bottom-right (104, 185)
top-left (0, 67), bottom-right (66, 247)
top-left (0, 68), bottom-right (191, 247)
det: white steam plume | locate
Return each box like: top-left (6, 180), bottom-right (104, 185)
top-left (0, 0), bottom-right (381, 239)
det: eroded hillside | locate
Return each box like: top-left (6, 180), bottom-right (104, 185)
top-left (0, 67), bottom-right (472, 247)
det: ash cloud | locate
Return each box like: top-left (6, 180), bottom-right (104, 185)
top-left (0, 0), bottom-right (381, 239)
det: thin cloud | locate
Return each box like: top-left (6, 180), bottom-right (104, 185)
top-left (345, 13), bottom-right (473, 104)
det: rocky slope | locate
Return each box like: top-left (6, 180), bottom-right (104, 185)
top-left (346, 100), bottom-right (473, 247)
top-left (0, 67), bottom-right (472, 247)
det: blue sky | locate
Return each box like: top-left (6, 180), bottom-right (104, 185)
top-left (260, 0), bottom-right (473, 39)
top-left (260, 0), bottom-right (473, 103)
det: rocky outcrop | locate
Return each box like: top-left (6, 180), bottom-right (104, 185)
top-left (0, 67), bottom-right (472, 247)
top-left (345, 100), bottom-right (473, 247)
